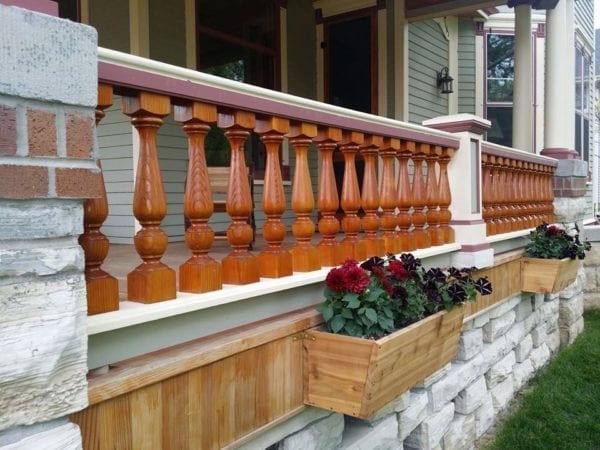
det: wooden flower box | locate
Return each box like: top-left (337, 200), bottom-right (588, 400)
top-left (521, 257), bottom-right (580, 293)
top-left (303, 306), bottom-right (465, 419)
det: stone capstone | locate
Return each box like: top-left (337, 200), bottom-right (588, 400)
top-left (278, 413), bottom-right (343, 450)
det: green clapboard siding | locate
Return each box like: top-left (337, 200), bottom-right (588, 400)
top-left (408, 20), bottom-right (449, 124)
top-left (89, 0), bottom-right (129, 53)
top-left (149, 0), bottom-right (187, 67)
top-left (458, 18), bottom-right (476, 114)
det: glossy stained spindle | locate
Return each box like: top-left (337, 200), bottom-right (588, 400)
top-left (315, 127), bottom-right (342, 267)
top-left (481, 153), bottom-right (494, 235)
top-left (218, 111), bottom-right (259, 284)
top-left (438, 147), bottom-right (454, 243)
top-left (397, 141), bottom-right (416, 251)
top-left (79, 83), bottom-right (119, 314)
top-left (288, 123), bottom-right (320, 272)
top-left (379, 138), bottom-right (400, 254)
top-left (256, 117), bottom-right (292, 278)
top-left (411, 143), bottom-right (431, 248)
top-left (338, 132), bottom-right (366, 262)
top-left (360, 136), bottom-right (385, 258)
top-left (174, 102), bottom-right (222, 293)
top-left (425, 146), bottom-right (442, 245)
top-left (122, 92), bottom-right (176, 303)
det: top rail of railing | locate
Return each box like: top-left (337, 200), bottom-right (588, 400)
top-left (481, 141), bottom-right (559, 167)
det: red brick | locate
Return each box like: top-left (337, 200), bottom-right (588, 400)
top-left (55, 167), bottom-right (103, 198)
top-left (28, 109), bottom-right (57, 157)
top-left (0, 105), bottom-right (17, 156)
top-left (66, 113), bottom-right (94, 159)
top-left (0, 165), bottom-right (48, 198)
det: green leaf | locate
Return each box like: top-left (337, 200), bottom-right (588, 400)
top-left (347, 297), bottom-right (361, 309)
top-left (344, 321), bottom-right (363, 337)
top-left (330, 314), bottom-right (346, 333)
top-left (341, 308), bottom-right (354, 319)
top-left (319, 304), bottom-right (334, 322)
top-left (342, 293), bottom-right (359, 303)
top-left (365, 308), bottom-right (378, 323)
top-left (378, 316), bottom-right (394, 332)
top-left (366, 287), bottom-right (385, 302)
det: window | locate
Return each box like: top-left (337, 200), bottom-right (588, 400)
top-left (575, 45), bottom-right (592, 172)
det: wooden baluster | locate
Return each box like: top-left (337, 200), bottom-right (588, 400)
top-left (426, 145), bottom-right (442, 245)
top-left (338, 132), bottom-right (366, 262)
top-left (547, 165), bottom-right (557, 223)
top-left (379, 138), bottom-right (400, 254)
top-left (397, 141), bottom-right (416, 251)
top-left (174, 102), bottom-right (221, 293)
top-left (481, 153), bottom-right (493, 235)
top-left (541, 164), bottom-right (552, 224)
top-left (256, 116), bottom-right (292, 278)
top-left (218, 111), bottom-right (258, 284)
top-left (315, 127), bottom-right (342, 267)
top-left (514, 160), bottom-right (525, 230)
top-left (287, 122), bottom-right (320, 272)
top-left (509, 159), bottom-right (520, 231)
top-left (411, 143), bottom-right (431, 248)
top-left (360, 135), bottom-right (385, 258)
top-left (122, 92), bottom-right (176, 302)
top-left (495, 157), bottom-right (509, 233)
top-left (438, 147), bottom-right (454, 243)
top-left (79, 83), bottom-right (119, 314)
top-left (524, 162), bottom-right (536, 228)
top-left (490, 156), bottom-right (503, 234)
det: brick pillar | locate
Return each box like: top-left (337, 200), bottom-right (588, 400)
top-left (0, 4), bottom-right (98, 448)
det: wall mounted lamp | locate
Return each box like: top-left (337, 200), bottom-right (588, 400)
top-left (437, 66), bottom-right (454, 94)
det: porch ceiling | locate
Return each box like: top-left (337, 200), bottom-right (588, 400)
top-left (405, 0), bottom-right (505, 20)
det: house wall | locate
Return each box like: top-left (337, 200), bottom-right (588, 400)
top-left (149, 0), bottom-right (187, 67)
top-left (458, 18), bottom-right (476, 115)
top-left (408, 19), bottom-right (450, 124)
top-left (286, 0), bottom-right (317, 101)
top-left (88, 0), bottom-right (129, 52)
top-left (574, 0), bottom-right (594, 42)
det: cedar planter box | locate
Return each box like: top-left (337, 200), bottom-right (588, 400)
top-left (303, 306), bottom-right (465, 419)
top-left (521, 257), bottom-right (580, 293)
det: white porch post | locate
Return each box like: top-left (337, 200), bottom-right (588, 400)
top-left (542, 0), bottom-right (578, 158)
top-left (512, 3), bottom-right (533, 152)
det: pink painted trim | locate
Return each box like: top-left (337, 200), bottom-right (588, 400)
top-left (426, 119), bottom-right (490, 135)
top-left (481, 143), bottom-right (559, 167)
top-left (99, 62), bottom-right (460, 148)
top-left (450, 219), bottom-right (485, 225)
top-left (540, 147), bottom-right (580, 160)
top-left (0, 0), bottom-right (58, 15)
top-left (460, 243), bottom-right (492, 252)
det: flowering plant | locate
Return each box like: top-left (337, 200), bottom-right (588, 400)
top-left (317, 253), bottom-right (492, 338)
top-left (524, 222), bottom-right (591, 260)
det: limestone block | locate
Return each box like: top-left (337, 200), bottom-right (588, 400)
top-left (473, 311), bottom-right (490, 328)
top-left (0, 246), bottom-right (83, 278)
top-left (456, 328), bottom-right (483, 361)
top-left (0, 274), bottom-right (87, 431)
top-left (488, 296), bottom-right (521, 319)
top-left (532, 293), bottom-right (545, 310)
top-left (514, 298), bottom-right (533, 322)
top-left (0, 200), bottom-right (83, 240)
top-left (462, 319), bottom-right (475, 331)
top-left (0, 421), bottom-right (81, 450)
top-left (442, 413), bottom-right (475, 450)
top-left (480, 336), bottom-right (511, 369)
top-left (415, 364), bottom-right (451, 389)
top-left (531, 324), bottom-right (547, 348)
top-left (398, 390), bottom-right (429, 440)
top-left (545, 314), bottom-right (559, 333)
top-left (279, 413), bottom-right (343, 450)
top-left (404, 403), bottom-right (454, 450)
top-left (482, 310), bottom-right (516, 343)
top-left (485, 351), bottom-right (516, 389)
top-left (474, 394), bottom-right (495, 438)
top-left (367, 390), bottom-right (411, 424)
top-left (429, 354), bottom-right (486, 412)
top-left (512, 360), bottom-right (534, 391)
top-left (558, 272), bottom-right (583, 299)
top-left (0, 5), bottom-right (97, 106)
top-left (342, 415), bottom-right (400, 450)
top-left (529, 343), bottom-right (551, 371)
top-left (523, 311), bottom-right (538, 333)
top-left (560, 316), bottom-right (584, 347)
top-left (541, 299), bottom-right (559, 321)
top-left (490, 377), bottom-right (514, 414)
top-left (559, 295), bottom-right (584, 327)
top-left (514, 334), bottom-right (533, 362)
top-left (505, 320), bottom-right (527, 348)
top-left (454, 376), bottom-right (487, 415)
top-left (547, 330), bottom-right (561, 354)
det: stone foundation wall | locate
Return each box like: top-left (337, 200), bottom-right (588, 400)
top-left (241, 269), bottom-right (586, 450)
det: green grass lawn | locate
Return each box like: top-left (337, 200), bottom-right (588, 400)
top-left (487, 310), bottom-right (600, 450)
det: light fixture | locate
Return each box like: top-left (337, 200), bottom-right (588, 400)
top-left (436, 67), bottom-right (453, 94)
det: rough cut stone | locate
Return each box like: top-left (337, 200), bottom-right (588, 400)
top-left (542, 298), bottom-right (559, 319)
top-left (485, 351), bottom-right (516, 389)
top-left (488, 296), bottom-right (521, 319)
top-left (559, 273), bottom-right (583, 299)
top-left (514, 334), bottom-right (533, 362)
top-left (367, 390), bottom-right (411, 424)
top-left (404, 403), bottom-right (454, 450)
top-left (529, 343), bottom-right (551, 370)
top-left (490, 377), bottom-right (514, 414)
top-left (398, 390), bottom-right (429, 440)
top-left (531, 324), bottom-right (547, 348)
top-left (514, 298), bottom-right (533, 322)
top-left (456, 328), bottom-right (483, 361)
top-left (480, 336), bottom-right (511, 369)
top-left (560, 316), bottom-right (584, 347)
top-left (474, 394), bottom-right (495, 438)
top-left (0, 421), bottom-right (81, 450)
top-left (473, 311), bottom-right (490, 328)
top-left (559, 295), bottom-right (584, 327)
top-left (545, 315), bottom-right (559, 333)
top-left (279, 413), bottom-right (343, 450)
top-left (547, 330), bottom-right (561, 354)
top-left (512, 360), bottom-right (534, 391)
top-left (454, 376), bottom-right (487, 415)
top-left (429, 354), bottom-right (486, 412)
top-left (442, 413), bottom-right (476, 450)
top-left (342, 415), bottom-right (400, 450)
top-left (415, 364), bottom-right (451, 389)
top-left (505, 320), bottom-right (527, 348)
top-left (0, 246), bottom-right (83, 278)
top-left (483, 310), bottom-right (516, 343)
top-left (532, 293), bottom-right (545, 310)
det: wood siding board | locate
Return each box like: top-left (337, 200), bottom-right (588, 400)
top-left (148, 0), bottom-right (187, 67)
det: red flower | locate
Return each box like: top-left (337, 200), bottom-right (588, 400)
top-left (388, 260), bottom-right (409, 280)
top-left (325, 267), bottom-right (347, 292)
top-left (546, 225), bottom-right (564, 237)
top-left (345, 265), bottom-right (370, 294)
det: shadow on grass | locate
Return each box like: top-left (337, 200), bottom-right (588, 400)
top-left (485, 310), bottom-right (600, 450)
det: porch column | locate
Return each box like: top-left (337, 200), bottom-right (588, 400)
top-left (512, 2), bottom-right (533, 152)
top-left (542, 0), bottom-right (577, 159)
